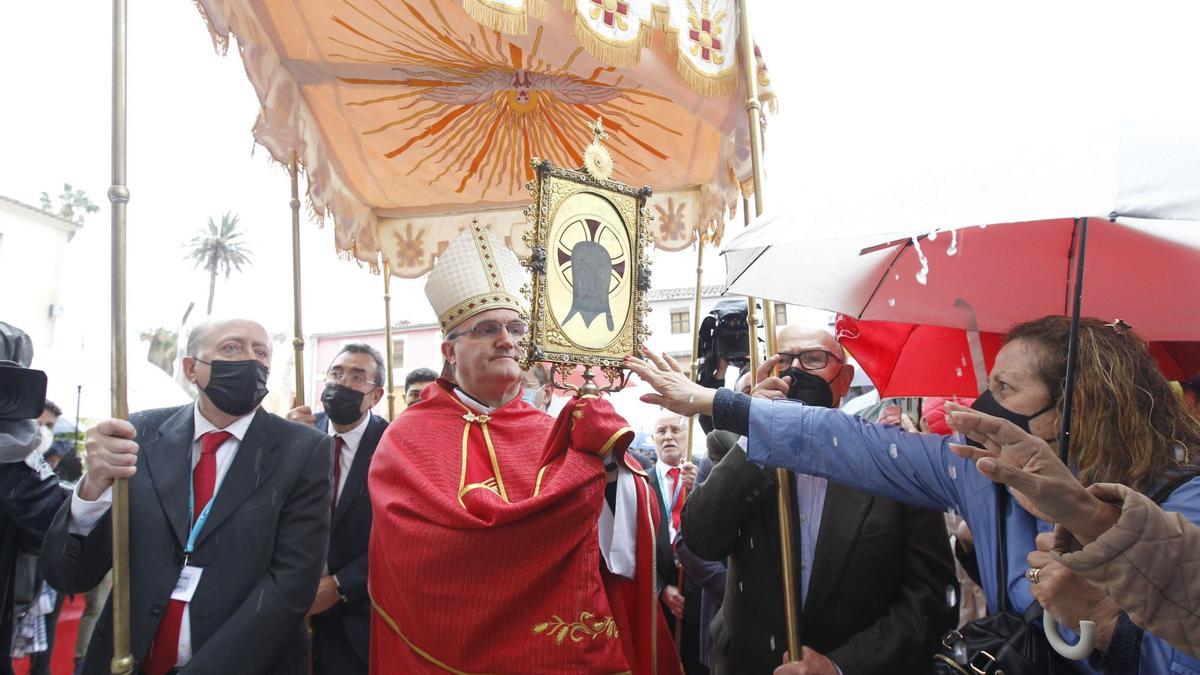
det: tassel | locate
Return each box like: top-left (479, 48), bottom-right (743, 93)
top-left (571, 12), bottom-right (643, 68)
top-left (461, 0), bottom-right (528, 35)
top-left (674, 53), bottom-right (737, 98)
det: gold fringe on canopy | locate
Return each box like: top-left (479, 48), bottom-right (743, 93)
top-left (673, 50), bottom-right (737, 98)
top-left (462, 0), bottom-right (531, 35)
top-left (561, 0), bottom-right (655, 69)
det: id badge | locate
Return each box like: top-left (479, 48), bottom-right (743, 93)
top-left (170, 565), bottom-right (204, 603)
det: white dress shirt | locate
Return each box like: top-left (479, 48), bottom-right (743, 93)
top-left (69, 405), bottom-right (256, 668)
top-left (328, 410), bottom-right (370, 503)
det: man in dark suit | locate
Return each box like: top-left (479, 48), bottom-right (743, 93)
top-left (646, 414), bottom-right (703, 673)
top-left (42, 318), bottom-right (332, 675)
top-left (682, 326), bottom-right (957, 674)
top-left (287, 343), bottom-right (387, 674)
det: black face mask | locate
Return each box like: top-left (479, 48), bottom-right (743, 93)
top-left (780, 368), bottom-right (835, 408)
top-left (969, 389), bottom-right (1055, 438)
top-left (196, 359), bottom-right (269, 417)
top-left (322, 384), bottom-right (366, 426)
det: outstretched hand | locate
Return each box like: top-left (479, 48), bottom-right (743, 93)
top-left (943, 402), bottom-right (1116, 540)
top-left (625, 348), bottom-right (715, 417)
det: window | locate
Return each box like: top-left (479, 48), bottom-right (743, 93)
top-left (390, 338), bottom-right (406, 384)
top-left (773, 303), bottom-right (788, 327)
top-left (670, 309), bottom-right (690, 334)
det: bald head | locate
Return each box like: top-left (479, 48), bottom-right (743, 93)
top-left (185, 318), bottom-right (271, 363)
top-left (777, 325), bottom-right (842, 357)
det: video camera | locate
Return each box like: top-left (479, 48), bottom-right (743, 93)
top-left (0, 362), bottom-right (47, 422)
top-left (0, 321), bottom-right (47, 422)
top-left (696, 298), bottom-right (752, 386)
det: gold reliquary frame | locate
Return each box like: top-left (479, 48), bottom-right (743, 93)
top-left (519, 154), bottom-right (653, 395)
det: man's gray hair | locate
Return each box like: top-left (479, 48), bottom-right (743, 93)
top-left (185, 321), bottom-right (215, 359)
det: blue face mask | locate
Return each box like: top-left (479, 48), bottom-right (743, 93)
top-left (521, 387), bottom-right (540, 406)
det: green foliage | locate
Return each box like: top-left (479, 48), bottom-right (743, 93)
top-left (140, 327), bottom-right (179, 376)
top-left (184, 212), bottom-right (253, 315)
top-left (39, 183), bottom-right (99, 224)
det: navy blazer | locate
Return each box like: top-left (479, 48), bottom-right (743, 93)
top-left (311, 411), bottom-right (386, 667)
top-left (41, 405), bottom-right (332, 675)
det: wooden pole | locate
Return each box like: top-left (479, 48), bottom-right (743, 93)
top-left (108, 1), bottom-right (133, 672)
top-left (290, 153), bottom-right (306, 406)
top-left (738, 0), bottom-right (802, 662)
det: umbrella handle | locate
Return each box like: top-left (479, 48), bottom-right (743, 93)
top-left (1044, 617), bottom-right (1096, 660)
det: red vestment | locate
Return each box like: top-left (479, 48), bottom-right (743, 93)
top-left (368, 381), bottom-right (680, 674)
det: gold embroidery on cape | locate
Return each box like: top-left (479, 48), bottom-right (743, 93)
top-left (597, 426), bottom-right (632, 458)
top-left (531, 611), bottom-right (619, 644)
top-left (459, 478), bottom-right (501, 501)
top-left (457, 422), bottom-right (472, 509)
top-left (449, 389), bottom-right (510, 507)
top-left (370, 590), bottom-right (486, 675)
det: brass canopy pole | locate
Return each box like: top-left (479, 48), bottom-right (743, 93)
top-left (743, 199), bottom-right (761, 378)
top-left (738, 0), bottom-right (802, 662)
top-left (685, 232), bottom-right (706, 463)
top-left (289, 153), bottom-right (306, 406)
top-left (672, 229), bottom-right (707, 651)
top-left (382, 259), bottom-right (396, 420)
top-left (108, 0), bottom-right (134, 673)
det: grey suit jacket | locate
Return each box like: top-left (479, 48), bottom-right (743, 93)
top-left (41, 404), bottom-right (333, 675)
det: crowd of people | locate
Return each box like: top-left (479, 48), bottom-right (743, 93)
top-left (1, 225), bottom-right (1198, 675)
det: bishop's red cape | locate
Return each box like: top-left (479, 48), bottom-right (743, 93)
top-left (368, 380), bottom-right (680, 674)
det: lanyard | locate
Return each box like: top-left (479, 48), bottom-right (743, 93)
top-left (184, 461), bottom-right (220, 565)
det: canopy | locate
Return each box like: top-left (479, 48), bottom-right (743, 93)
top-left (195, 0), bottom-right (774, 274)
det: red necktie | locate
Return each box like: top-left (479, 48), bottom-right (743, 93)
top-left (143, 430), bottom-right (230, 675)
top-left (667, 467), bottom-right (684, 532)
top-left (331, 435), bottom-right (345, 514)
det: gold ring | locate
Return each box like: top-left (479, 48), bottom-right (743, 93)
top-left (1026, 567), bottom-right (1041, 584)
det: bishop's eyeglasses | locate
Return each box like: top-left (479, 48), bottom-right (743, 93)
top-left (448, 319), bottom-right (528, 341)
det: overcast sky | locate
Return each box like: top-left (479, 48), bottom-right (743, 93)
top-left (4, 0), bottom-right (1200, 369)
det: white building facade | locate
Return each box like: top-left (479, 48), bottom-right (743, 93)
top-left (0, 195), bottom-right (82, 356)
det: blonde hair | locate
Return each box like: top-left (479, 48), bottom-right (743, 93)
top-left (1006, 316), bottom-right (1200, 492)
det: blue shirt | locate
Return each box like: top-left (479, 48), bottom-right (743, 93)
top-left (745, 397), bottom-right (1200, 675)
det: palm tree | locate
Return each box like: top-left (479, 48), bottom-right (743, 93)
top-left (185, 212), bottom-right (253, 315)
top-left (40, 183), bottom-right (99, 224)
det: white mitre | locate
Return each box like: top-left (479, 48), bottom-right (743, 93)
top-left (425, 223), bottom-right (529, 333)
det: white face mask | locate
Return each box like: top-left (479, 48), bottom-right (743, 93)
top-left (546, 394), bottom-right (570, 418)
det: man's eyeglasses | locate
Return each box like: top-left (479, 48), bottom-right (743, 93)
top-left (448, 319), bottom-right (527, 341)
top-left (325, 367), bottom-right (378, 388)
top-left (777, 350), bottom-right (843, 371)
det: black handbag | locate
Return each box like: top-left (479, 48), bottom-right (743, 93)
top-left (932, 485), bottom-right (1070, 675)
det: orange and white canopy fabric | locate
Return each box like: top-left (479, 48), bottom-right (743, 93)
top-left (195, 0), bottom-right (774, 276)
